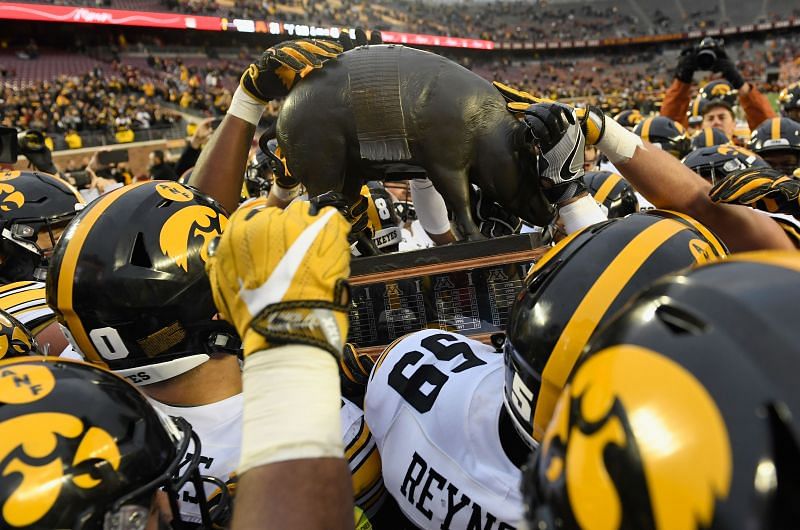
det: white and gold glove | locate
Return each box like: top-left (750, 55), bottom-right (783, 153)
top-left (206, 198), bottom-right (352, 358)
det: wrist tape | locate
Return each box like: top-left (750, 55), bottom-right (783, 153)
top-left (597, 118), bottom-right (643, 166)
top-left (228, 86), bottom-right (266, 126)
top-left (239, 345), bottom-right (344, 474)
top-left (559, 194), bottom-right (608, 234)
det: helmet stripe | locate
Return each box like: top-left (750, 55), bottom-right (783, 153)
top-left (652, 210), bottom-right (727, 257)
top-left (705, 127), bottom-right (714, 147)
top-left (531, 218), bottom-right (689, 441)
top-left (641, 117), bottom-right (652, 142)
top-left (593, 173), bottom-right (622, 205)
top-left (771, 117), bottom-right (781, 141)
top-left (56, 182), bottom-right (150, 363)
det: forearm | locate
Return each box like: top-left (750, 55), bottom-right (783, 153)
top-left (234, 345), bottom-right (353, 529)
top-left (190, 114), bottom-right (254, 212)
top-left (615, 142), bottom-right (793, 252)
top-left (233, 458), bottom-right (353, 530)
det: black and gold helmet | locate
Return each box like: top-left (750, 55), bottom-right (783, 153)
top-left (690, 126), bottom-right (731, 150)
top-left (0, 357), bottom-right (228, 529)
top-left (613, 109), bottom-right (644, 130)
top-left (527, 251), bottom-right (800, 529)
top-left (0, 308), bottom-right (39, 359)
top-left (633, 116), bottom-right (691, 159)
top-left (699, 79), bottom-right (738, 108)
top-left (682, 144), bottom-right (769, 184)
top-left (581, 171), bottom-right (639, 218)
top-left (503, 210), bottom-right (727, 448)
top-left (47, 181), bottom-right (240, 387)
top-left (362, 181), bottom-right (402, 253)
top-left (0, 170), bottom-right (85, 283)
top-left (687, 95), bottom-right (707, 128)
top-left (748, 117), bottom-right (800, 174)
top-left (779, 82), bottom-right (800, 122)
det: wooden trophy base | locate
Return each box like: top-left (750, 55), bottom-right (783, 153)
top-left (348, 234), bottom-right (549, 357)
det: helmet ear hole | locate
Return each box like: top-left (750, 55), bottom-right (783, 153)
top-left (655, 303), bottom-right (707, 336)
top-left (129, 232), bottom-right (153, 269)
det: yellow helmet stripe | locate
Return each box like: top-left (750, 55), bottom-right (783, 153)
top-left (655, 210), bottom-right (727, 258)
top-left (692, 97), bottom-right (702, 117)
top-left (705, 127), bottom-right (714, 147)
top-left (531, 218), bottom-right (688, 441)
top-left (771, 118), bottom-right (781, 141)
top-left (641, 117), bottom-right (653, 142)
top-left (593, 173), bottom-right (622, 205)
top-left (56, 182), bottom-right (150, 363)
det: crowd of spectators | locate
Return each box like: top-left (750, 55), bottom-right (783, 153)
top-left (0, 66), bottom-right (182, 144)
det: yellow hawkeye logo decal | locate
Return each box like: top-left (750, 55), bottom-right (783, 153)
top-left (160, 205), bottom-right (228, 272)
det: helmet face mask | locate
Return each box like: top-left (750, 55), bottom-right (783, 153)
top-left (0, 171), bottom-right (85, 282)
top-left (682, 145), bottom-right (769, 185)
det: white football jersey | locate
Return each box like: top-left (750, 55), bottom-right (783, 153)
top-left (151, 394), bottom-right (387, 524)
top-left (365, 329), bottom-right (522, 530)
top-left (150, 393), bottom-right (243, 524)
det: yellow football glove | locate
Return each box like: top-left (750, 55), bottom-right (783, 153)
top-left (240, 39), bottom-right (343, 102)
top-left (709, 167), bottom-right (800, 218)
top-left (206, 199), bottom-right (352, 358)
top-left (493, 81), bottom-right (606, 145)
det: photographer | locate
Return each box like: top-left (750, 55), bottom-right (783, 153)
top-left (661, 38), bottom-right (775, 132)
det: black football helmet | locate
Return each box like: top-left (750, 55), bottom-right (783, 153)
top-left (503, 210), bottom-right (728, 448)
top-left (0, 308), bottom-right (39, 359)
top-left (748, 117), bottom-right (800, 174)
top-left (699, 79), bottom-right (738, 108)
top-left (582, 171), bottom-right (639, 218)
top-left (780, 82), bottom-right (800, 122)
top-left (361, 181), bottom-right (402, 253)
top-left (633, 116), bottom-right (691, 159)
top-left (687, 95), bottom-right (706, 128)
top-left (0, 170), bottom-right (85, 283)
top-left (613, 109), bottom-right (644, 130)
top-left (0, 356), bottom-right (229, 529)
top-left (47, 181), bottom-right (240, 386)
top-left (690, 126), bottom-right (731, 150)
top-left (526, 251), bottom-right (800, 529)
top-left (682, 144), bottom-right (769, 184)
